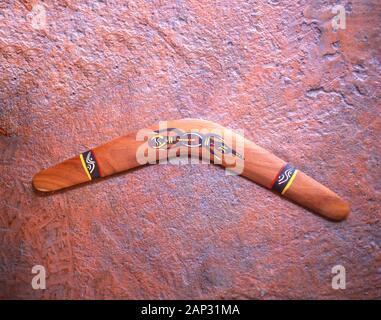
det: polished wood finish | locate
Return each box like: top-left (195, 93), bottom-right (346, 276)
top-left (33, 119), bottom-right (349, 220)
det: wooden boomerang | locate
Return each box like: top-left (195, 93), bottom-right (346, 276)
top-left (33, 119), bottom-right (349, 221)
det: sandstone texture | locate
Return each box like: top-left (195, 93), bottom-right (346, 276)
top-left (0, 0), bottom-right (380, 299)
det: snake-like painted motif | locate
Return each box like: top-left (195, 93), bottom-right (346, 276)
top-left (147, 128), bottom-right (244, 161)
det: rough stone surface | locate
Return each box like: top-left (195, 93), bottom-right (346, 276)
top-left (0, 0), bottom-right (380, 299)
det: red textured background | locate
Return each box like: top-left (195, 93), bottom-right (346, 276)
top-left (0, 0), bottom-right (380, 299)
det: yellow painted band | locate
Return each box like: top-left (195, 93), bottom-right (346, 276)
top-left (281, 170), bottom-right (298, 195)
top-left (80, 153), bottom-right (92, 181)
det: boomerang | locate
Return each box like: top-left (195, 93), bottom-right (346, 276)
top-left (32, 119), bottom-right (349, 221)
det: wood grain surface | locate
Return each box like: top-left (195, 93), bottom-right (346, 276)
top-left (0, 1), bottom-right (380, 299)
